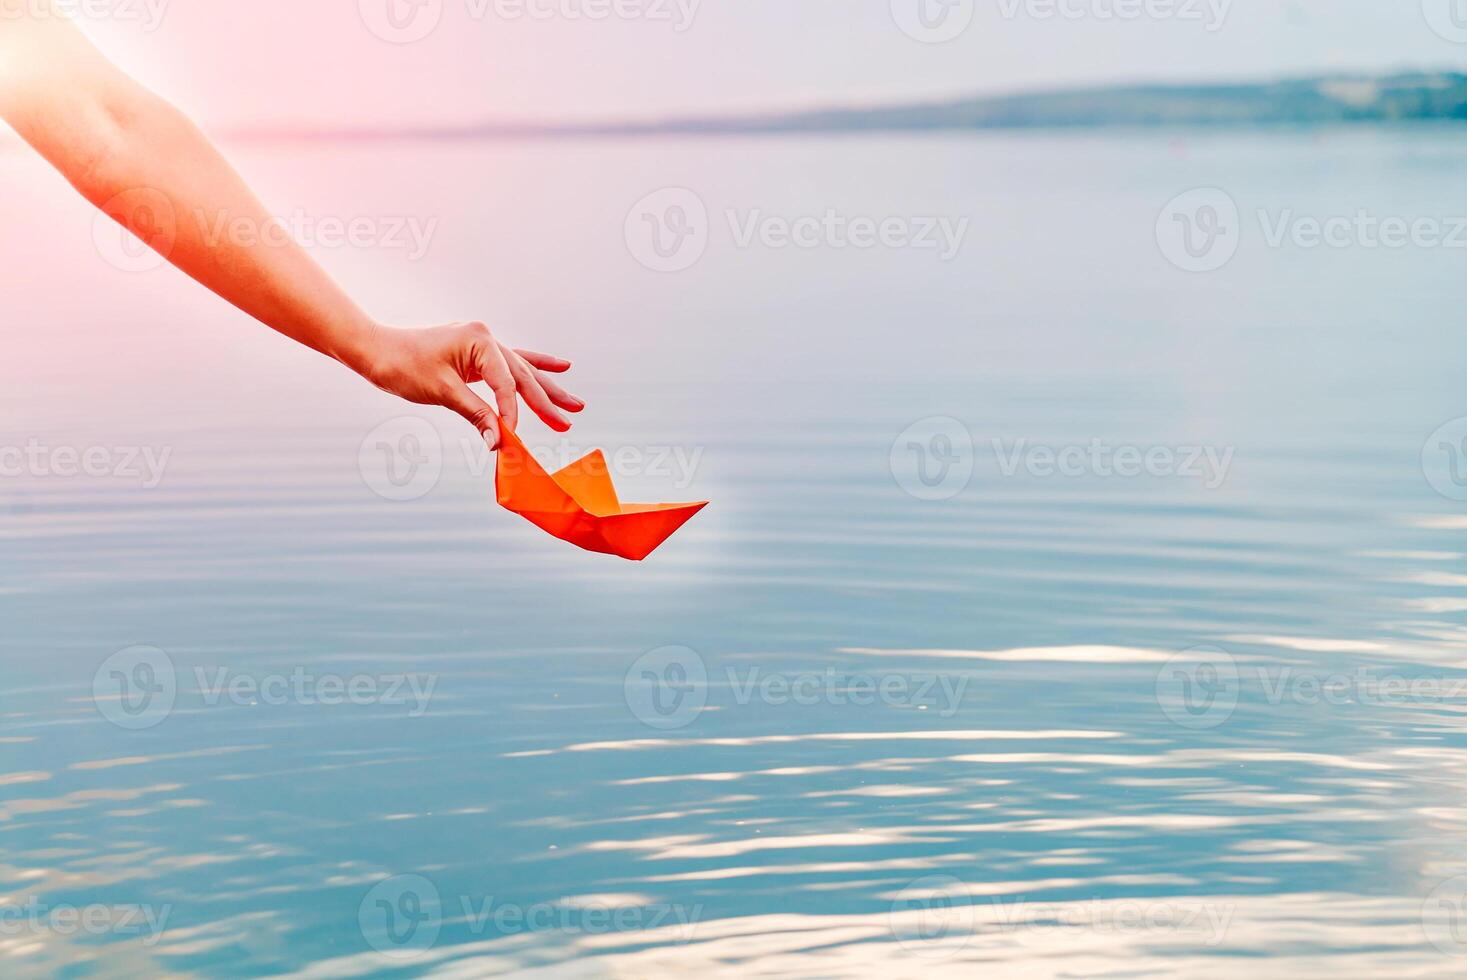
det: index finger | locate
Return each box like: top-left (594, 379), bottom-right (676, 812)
top-left (514, 349), bottom-right (571, 373)
top-left (476, 344), bottom-right (519, 432)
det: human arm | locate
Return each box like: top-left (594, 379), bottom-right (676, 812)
top-left (0, 2), bottom-right (580, 445)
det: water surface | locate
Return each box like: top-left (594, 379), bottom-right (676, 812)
top-left (4, 128), bottom-right (1467, 976)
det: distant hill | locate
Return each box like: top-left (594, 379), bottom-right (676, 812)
top-left (613, 72), bottom-right (1467, 134)
top-left (234, 72), bottom-right (1467, 140)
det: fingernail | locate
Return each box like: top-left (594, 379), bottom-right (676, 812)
top-left (484, 431), bottom-right (499, 451)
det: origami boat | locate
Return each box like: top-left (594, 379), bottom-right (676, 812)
top-left (495, 426), bottom-right (708, 560)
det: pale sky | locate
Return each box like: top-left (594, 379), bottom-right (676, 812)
top-left (64, 0), bottom-right (1467, 128)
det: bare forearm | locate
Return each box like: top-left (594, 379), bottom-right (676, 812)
top-left (65, 87), bottom-right (380, 369)
top-left (0, 8), bottom-right (376, 370)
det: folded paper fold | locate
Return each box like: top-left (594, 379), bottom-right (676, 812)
top-left (495, 427), bottom-right (707, 560)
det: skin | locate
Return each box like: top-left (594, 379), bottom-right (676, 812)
top-left (0, 0), bottom-right (582, 449)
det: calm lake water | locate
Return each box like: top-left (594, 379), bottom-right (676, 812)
top-left (6, 128), bottom-right (1467, 976)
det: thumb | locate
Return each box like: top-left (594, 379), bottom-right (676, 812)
top-left (441, 382), bottom-right (502, 450)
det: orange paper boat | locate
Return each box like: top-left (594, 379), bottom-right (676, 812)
top-left (495, 427), bottom-right (708, 560)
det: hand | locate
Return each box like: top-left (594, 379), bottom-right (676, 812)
top-left (352, 322), bottom-right (583, 449)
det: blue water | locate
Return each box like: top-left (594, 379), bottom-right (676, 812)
top-left (6, 128), bottom-right (1467, 976)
